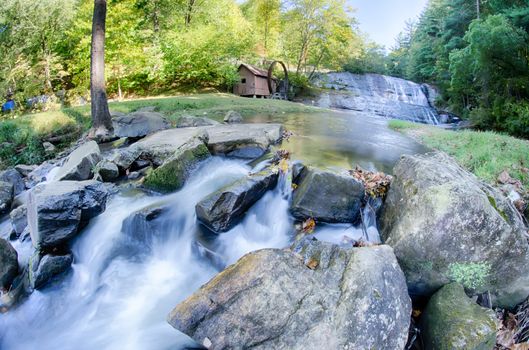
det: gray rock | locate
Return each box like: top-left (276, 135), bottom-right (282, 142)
top-left (380, 152), bottom-right (529, 308)
top-left (29, 252), bottom-right (73, 289)
top-left (10, 205), bottom-right (27, 237)
top-left (223, 110), bottom-right (243, 124)
top-left (127, 171), bottom-right (141, 180)
top-left (0, 169), bottom-right (25, 195)
top-left (26, 161), bottom-right (56, 188)
top-left (54, 141), bottom-right (102, 181)
top-left (0, 238), bottom-right (18, 290)
top-left (168, 238), bottom-right (411, 350)
top-left (0, 181), bottom-right (14, 213)
top-left (177, 115), bottom-right (219, 128)
top-left (421, 283), bottom-right (497, 350)
top-left (27, 180), bottom-right (108, 250)
top-left (196, 169), bottom-right (278, 232)
top-left (121, 203), bottom-right (169, 249)
top-left (110, 110), bottom-right (126, 118)
top-left (42, 141), bottom-right (56, 153)
top-left (135, 106), bottom-right (157, 113)
top-left (112, 111), bottom-right (170, 138)
top-left (15, 164), bottom-right (37, 177)
top-left (205, 123), bottom-right (283, 159)
top-left (291, 167), bottom-right (365, 223)
top-left (97, 160), bottom-right (119, 182)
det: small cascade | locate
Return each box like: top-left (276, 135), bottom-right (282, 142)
top-left (360, 198), bottom-right (382, 244)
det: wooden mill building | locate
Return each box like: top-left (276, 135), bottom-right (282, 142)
top-left (233, 63), bottom-right (277, 97)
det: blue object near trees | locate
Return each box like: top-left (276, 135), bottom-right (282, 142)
top-left (2, 100), bottom-right (15, 113)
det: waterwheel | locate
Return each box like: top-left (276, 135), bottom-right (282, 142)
top-left (267, 61), bottom-right (289, 100)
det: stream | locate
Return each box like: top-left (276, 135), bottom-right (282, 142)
top-left (0, 110), bottom-right (426, 350)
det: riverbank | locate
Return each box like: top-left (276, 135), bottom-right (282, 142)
top-left (389, 120), bottom-right (529, 190)
top-left (0, 94), bottom-right (317, 169)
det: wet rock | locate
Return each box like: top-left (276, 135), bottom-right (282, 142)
top-left (0, 238), bottom-right (18, 290)
top-left (29, 252), bottom-right (73, 290)
top-left (223, 110), bottom-right (243, 124)
top-left (196, 169), bottom-right (278, 232)
top-left (10, 205), bottom-right (27, 237)
top-left (205, 123), bottom-right (283, 159)
top-left (54, 141), bottom-right (102, 181)
top-left (291, 167), bottom-right (365, 223)
top-left (42, 141), bottom-right (56, 153)
top-left (15, 164), bottom-right (37, 177)
top-left (144, 138), bottom-right (210, 193)
top-left (97, 160), bottom-right (119, 182)
top-left (0, 169), bottom-right (25, 195)
top-left (121, 204), bottom-right (169, 248)
top-left (421, 283), bottom-right (497, 350)
top-left (26, 161), bottom-right (56, 188)
top-left (177, 115), bottom-right (219, 128)
top-left (127, 171), bottom-right (141, 180)
top-left (380, 152), bottom-right (529, 308)
top-left (0, 181), bottom-right (14, 214)
top-left (168, 238), bottom-right (411, 349)
top-left (113, 111), bottom-right (170, 138)
top-left (27, 180), bottom-right (108, 250)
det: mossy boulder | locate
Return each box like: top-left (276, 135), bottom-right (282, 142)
top-left (421, 283), bottom-right (497, 350)
top-left (144, 139), bottom-right (210, 193)
top-left (380, 152), bottom-right (529, 308)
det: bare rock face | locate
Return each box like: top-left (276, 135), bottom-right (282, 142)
top-left (0, 238), bottom-right (18, 290)
top-left (112, 111), bottom-right (170, 138)
top-left (380, 152), bottom-right (529, 308)
top-left (54, 141), bottom-right (102, 181)
top-left (167, 238), bottom-right (411, 350)
top-left (27, 180), bottom-right (109, 250)
top-left (223, 110), bottom-right (243, 124)
top-left (29, 252), bottom-right (73, 290)
top-left (0, 169), bottom-right (25, 195)
top-left (10, 205), bottom-right (27, 237)
top-left (196, 169), bottom-right (278, 232)
top-left (290, 166), bottom-right (365, 223)
top-left (0, 181), bottom-right (14, 214)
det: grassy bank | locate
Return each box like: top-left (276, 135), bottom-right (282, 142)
top-left (0, 93), bottom-right (316, 168)
top-left (389, 120), bottom-right (529, 189)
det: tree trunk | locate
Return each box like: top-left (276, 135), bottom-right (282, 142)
top-left (476, 0), bottom-right (480, 19)
top-left (89, 0), bottom-right (114, 140)
top-left (185, 0), bottom-right (196, 27)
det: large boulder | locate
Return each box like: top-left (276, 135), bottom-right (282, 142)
top-left (143, 138), bottom-right (210, 193)
top-left (420, 283), bottom-right (497, 350)
top-left (177, 115), bottom-right (219, 128)
top-left (112, 111), bottom-right (170, 138)
top-left (205, 123), bottom-right (283, 159)
top-left (0, 181), bottom-right (14, 213)
top-left (10, 205), bottom-right (27, 237)
top-left (27, 180), bottom-right (109, 250)
top-left (168, 238), bottom-right (411, 349)
top-left (380, 152), bottom-right (529, 308)
top-left (291, 167), bottom-right (365, 223)
top-left (0, 168), bottom-right (25, 195)
top-left (54, 141), bottom-right (102, 181)
top-left (29, 252), bottom-right (73, 290)
top-left (96, 160), bottom-right (120, 182)
top-left (196, 169), bottom-right (278, 232)
top-left (0, 238), bottom-right (18, 290)
top-left (223, 110), bottom-right (243, 124)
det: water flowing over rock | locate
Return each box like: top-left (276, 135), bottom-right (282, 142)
top-left (112, 111), bottom-right (171, 138)
top-left (196, 169), bottom-right (279, 232)
top-left (176, 115), bottom-right (219, 128)
top-left (290, 166), bottom-right (365, 223)
top-left (380, 152), bottom-right (529, 308)
top-left (54, 141), bottom-right (102, 181)
top-left (29, 252), bottom-right (73, 290)
top-left (313, 72), bottom-right (440, 124)
top-left (168, 238), bottom-right (411, 350)
top-left (27, 180), bottom-right (109, 250)
top-left (420, 283), bottom-right (497, 350)
top-left (0, 238), bottom-right (18, 290)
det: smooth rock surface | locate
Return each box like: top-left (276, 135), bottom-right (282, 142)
top-left (97, 160), bottom-right (119, 182)
top-left (0, 169), bottom-right (25, 195)
top-left (0, 181), bottom-right (14, 213)
top-left (54, 141), bottom-right (102, 181)
top-left (291, 167), bottom-right (365, 223)
top-left (0, 238), bottom-right (18, 290)
top-left (196, 169), bottom-right (278, 232)
top-left (176, 115), bottom-right (219, 128)
top-left (168, 238), bottom-right (411, 350)
top-left (29, 252), bottom-right (73, 290)
top-left (27, 180), bottom-right (109, 250)
top-left (380, 152), bottom-right (529, 308)
top-left (421, 283), bottom-right (497, 350)
top-left (223, 110), bottom-right (243, 124)
top-left (112, 111), bottom-right (170, 138)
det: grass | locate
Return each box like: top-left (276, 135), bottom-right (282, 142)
top-left (389, 120), bottom-right (529, 189)
top-left (0, 93), bottom-right (316, 168)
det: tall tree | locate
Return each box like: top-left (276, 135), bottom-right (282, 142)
top-left (89, 0), bottom-right (113, 139)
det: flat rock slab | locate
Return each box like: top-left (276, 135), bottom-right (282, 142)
top-left (380, 152), bottom-right (529, 308)
top-left (113, 111), bottom-right (171, 138)
top-left (196, 169), bottom-right (278, 232)
top-left (421, 283), bottom-right (497, 350)
top-left (291, 167), bottom-right (365, 223)
top-left (27, 180), bottom-right (108, 250)
top-left (168, 238), bottom-right (411, 350)
top-left (54, 141), bottom-right (101, 181)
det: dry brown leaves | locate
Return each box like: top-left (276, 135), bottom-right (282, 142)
top-left (497, 310), bottom-right (529, 350)
top-left (350, 166), bottom-right (392, 198)
top-left (498, 171), bottom-right (523, 190)
top-left (300, 218), bottom-right (316, 234)
top-left (306, 258), bottom-right (319, 270)
top-left (282, 129), bottom-right (294, 141)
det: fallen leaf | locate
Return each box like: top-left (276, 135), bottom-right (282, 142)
top-left (301, 218), bottom-right (316, 234)
top-left (306, 258), bottom-right (319, 270)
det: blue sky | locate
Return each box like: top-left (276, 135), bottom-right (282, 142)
top-left (348, 0), bottom-right (429, 49)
